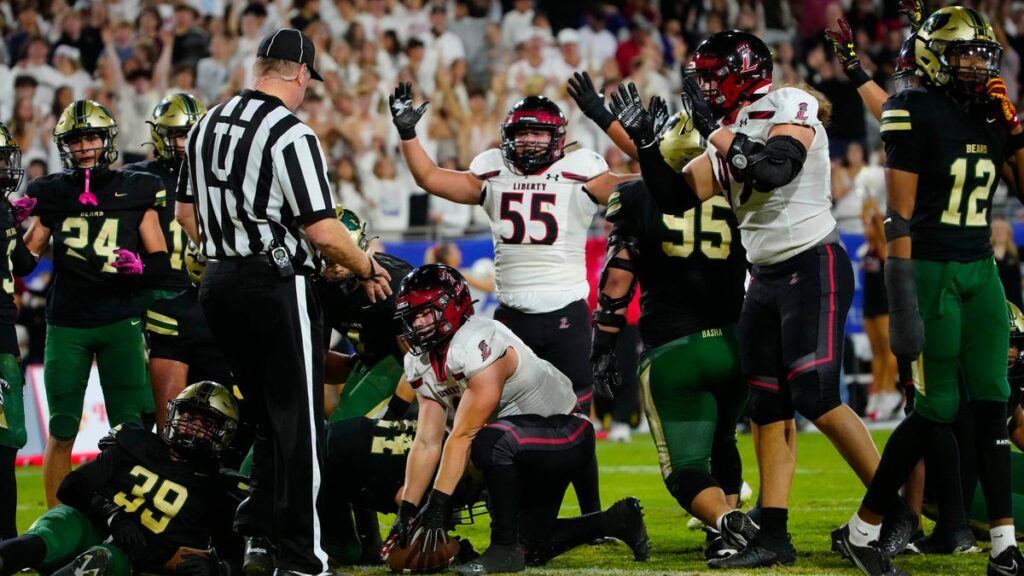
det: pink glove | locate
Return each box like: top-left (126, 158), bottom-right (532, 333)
top-left (112, 249), bottom-right (143, 275)
top-left (11, 197), bottom-right (36, 226)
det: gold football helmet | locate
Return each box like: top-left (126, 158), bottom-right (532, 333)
top-left (148, 93), bottom-right (206, 163)
top-left (0, 124), bottom-right (23, 195)
top-left (336, 205), bottom-right (371, 251)
top-left (915, 6), bottom-right (1002, 98)
top-left (163, 381), bottom-right (240, 459)
top-left (659, 111), bottom-right (707, 172)
top-left (53, 100), bottom-right (119, 169)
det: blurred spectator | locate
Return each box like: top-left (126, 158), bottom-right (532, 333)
top-left (506, 27), bottom-right (563, 101)
top-left (578, 7), bottom-right (618, 71)
top-left (615, 22), bottom-right (650, 78)
top-left (13, 35), bottom-right (63, 114)
top-left (195, 34), bottom-right (236, 104)
top-left (333, 155), bottom-right (375, 225)
top-left (172, 2), bottom-right (210, 68)
top-left (449, 0), bottom-right (489, 84)
top-left (426, 4), bottom-right (465, 68)
top-left (994, 219), bottom-right (1024, 310)
top-left (364, 155), bottom-right (414, 237)
top-left (501, 0), bottom-right (535, 52)
top-left (52, 45), bottom-right (92, 100)
top-left (808, 43), bottom-right (866, 158)
top-left (831, 142), bottom-right (882, 234)
top-left (52, 6), bottom-right (103, 74)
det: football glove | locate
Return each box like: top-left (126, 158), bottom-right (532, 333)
top-left (649, 95), bottom-right (671, 137)
top-left (988, 78), bottom-right (1021, 132)
top-left (680, 78), bottom-right (720, 140)
top-left (409, 489), bottom-right (452, 554)
top-left (567, 71), bottom-right (615, 131)
top-left (390, 82), bottom-right (430, 141)
top-left (382, 500), bottom-right (418, 559)
top-left (899, 0), bottom-right (924, 31)
top-left (11, 197), bottom-right (36, 226)
top-left (590, 329), bottom-right (621, 399)
top-left (609, 83), bottom-right (657, 148)
top-left (112, 249), bottom-right (144, 275)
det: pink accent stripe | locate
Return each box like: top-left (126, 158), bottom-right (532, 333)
top-left (748, 379), bottom-right (779, 391)
top-left (488, 419), bottom-right (591, 445)
top-left (787, 244), bottom-right (836, 381)
top-left (576, 390), bottom-right (593, 404)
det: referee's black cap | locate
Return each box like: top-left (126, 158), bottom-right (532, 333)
top-left (257, 28), bottom-right (323, 81)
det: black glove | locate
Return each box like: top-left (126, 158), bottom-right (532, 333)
top-left (175, 553), bottom-right (224, 576)
top-left (109, 512), bottom-right (147, 558)
top-left (591, 329), bottom-right (621, 399)
top-left (382, 394), bottom-right (411, 421)
top-left (899, 0), bottom-right (924, 31)
top-left (609, 83), bottom-right (657, 148)
top-left (381, 500), bottom-right (418, 559)
top-left (409, 489), bottom-right (452, 553)
top-left (824, 19), bottom-right (870, 87)
top-left (389, 82), bottom-right (429, 141)
top-left (884, 257), bottom-right (925, 361)
top-left (679, 78), bottom-right (720, 140)
top-left (567, 71), bottom-right (615, 131)
top-left (649, 95), bottom-right (670, 137)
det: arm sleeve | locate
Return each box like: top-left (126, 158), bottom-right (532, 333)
top-left (637, 143), bottom-right (701, 215)
top-left (11, 234), bottom-right (37, 276)
top-left (273, 130), bottom-right (337, 226)
top-left (880, 96), bottom-right (921, 173)
top-left (176, 154), bottom-right (194, 204)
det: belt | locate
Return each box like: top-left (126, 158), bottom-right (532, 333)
top-left (207, 255), bottom-right (314, 275)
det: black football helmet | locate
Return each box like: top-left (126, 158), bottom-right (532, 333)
top-left (500, 96), bottom-right (567, 174)
top-left (163, 381), bottom-right (240, 459)
top-left (686, 31), bottom-right (773, 122)
top-left (894, 34), bottom-right (918, 89)
top-left (0, 124), bottom-right (23, 196)
top-left (394, 264), bottom-right (474, 355)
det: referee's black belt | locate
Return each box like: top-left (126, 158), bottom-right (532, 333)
top-left (207, 255), bottom-right (314, 275)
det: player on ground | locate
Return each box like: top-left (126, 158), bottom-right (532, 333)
top-left (124, 93), bottom-right (208, 428)
top-left (319, 206), bottom-right (414, 422)
top-left (381, 264), bottom-right (650, 575)
top-left (612, 31), bottom-right (880, 568)
top-left (388, 83), bottom-right (632, 515)
top-left (0, 124), bottom-right (37, 539)
top-left (0, 382), bottom-right (245, 576)
top-left (588, 113), bottom-right (754, 560)
top-left (833, 7), bottom-right (1024, 576)
top-left (24, 100), bottom-right (171, 508)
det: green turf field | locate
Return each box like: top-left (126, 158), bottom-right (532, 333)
top-left (15, 429), bottom-right (986, 575)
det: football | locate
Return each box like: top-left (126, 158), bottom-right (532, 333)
top-left (386, 536), bottom-right (461, 574)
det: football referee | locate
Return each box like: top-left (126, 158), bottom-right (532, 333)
top-left (175, 28), bottom-right (390, 574)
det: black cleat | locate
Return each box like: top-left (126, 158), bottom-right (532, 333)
top-left (605, 497), bottom-right (651, 561)
top-left (878, 501), bottom-right (918, 557)
top-left (707, 535), bottom-right (796, 569)
top-left (902, 530), bottom-right (925, 555)
top-left (915, 525), bottom-right (980, 555)
top-left (244, 537), bottom-right (276, 576)
top-left (52, 548), bottom-right (113, 576)
top-left (834, 524), bottom-right (909, 576)
top-left (704, 527), bottom-right (737, 560)
top-left (455, 543), bottom-right (526, 575)
top-left (989, 545), bottom-right (1024, 576)
top-left (832, 526), bottom-right (852, 560)
top-left (719, 510), bottom-right (759, 550)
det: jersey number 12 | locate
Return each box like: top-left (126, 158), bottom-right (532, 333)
top-left (940, 157), bottom-right (997, 227)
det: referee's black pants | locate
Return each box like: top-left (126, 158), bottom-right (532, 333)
top-left (201, 260), bottom-right (329, 573)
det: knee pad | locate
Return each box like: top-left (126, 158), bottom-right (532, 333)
top-left (666, 469), bottom-right (720, 511)
top-left (747, 386), bottom-right (794, 426)
top-left (470, 425), bottom-right (519, 469)
top-left (790, 370), bottom-right (841, 422)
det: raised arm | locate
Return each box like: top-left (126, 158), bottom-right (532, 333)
top-left (825, 18), bottom-right (889, 120)
top-left (390, 82), bottom-right (484, 204)
top-left (989, 78), bottom-right (1024, 209)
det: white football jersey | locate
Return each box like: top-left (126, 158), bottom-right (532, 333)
top-left (705, 87), bottom-right (836, 265)
top-left (404, 316), bottom-right (579, 418)
top-left (471, 148), bottom-right (608, 313)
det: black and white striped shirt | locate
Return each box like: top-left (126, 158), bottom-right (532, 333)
top-left (177, 89), bottom-right (334, 272)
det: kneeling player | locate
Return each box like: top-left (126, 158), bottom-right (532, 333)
top-left (381, 265), bottom-right (650, 575)
top-left (0, 382), bottom-right (246, 576)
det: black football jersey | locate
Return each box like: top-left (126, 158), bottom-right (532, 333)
top-left (122, 159), bottom-right (191, 290)
top-left (27, 167), bottom-right (165, 326)
top-left (72, 422), bottom-right (246, 569)
top-left (324, 417), bottom-right (414, 514)
top-left (605, 180), bottom-right (747, 349)
top-left (318, 252), bottom-right (411, 362)
top-left (881, 87), bottom-right (1013, 262)
top-left (0, 203), bottom-right (34, 325)
top-left (147, 287), bottom-right (234, 384)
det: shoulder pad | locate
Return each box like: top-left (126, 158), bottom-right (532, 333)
top-left (25, 175), bottom-right (65, 213)
top-left (757, 87), bottom-right (820, 128)
top-left (469, 149), bottom-right (506, 180)
top-left (880, 89), bottom-right (924, 136)
top-left (121, 171), bottom-right (167, 209)
top-left (605, 179), bottom-right (646, 223)
top-left (448, 317), bottom-right (508, 380)
top-left (110, 421), bottom-right (162, 460)
top-left (553, 149), bottom-right (609, 182)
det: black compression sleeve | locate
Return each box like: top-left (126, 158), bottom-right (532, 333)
top-left (10, 236), bottom-right (36, 277)
top-left (637, 143), bottom-right (701, 215)
top-left (141, 251), bottom-right (171, 288)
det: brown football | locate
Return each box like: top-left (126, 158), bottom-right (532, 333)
top-left (386, 536), bottom-right (461, 574)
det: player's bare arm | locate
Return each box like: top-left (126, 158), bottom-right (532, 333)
top-left (584, 171), bottom-right (639, 205)
top-left (23, 218), bottom-right (51, 260)
top-left (390, 82), bottom-right (484, 205)
top-left (175, 201), bottom-right (199, 246)
top-left (140, 209), bottom-right (168, 254)
top-left (402, 394), bottom-right (447, 506)
top-left (568, 71), bottom-right (671, 163)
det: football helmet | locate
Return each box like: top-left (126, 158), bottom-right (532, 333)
top-left (394, 264), bottom-right (474, 355)
top-left (500, 96), bottom-right (567, 174)
top-left (184, 241), bottom-right (206, 286)
top-left (915, 6), bottom-right (1002, 99)
top-left (1009, 301), bottom-right (1024, 368)
top-left (894, 34), bottom-right (918, 89)
top-left (0, 124), bottom-right (23, 196)
top-left (163, 381), bottom-right (239, 459)
top-left (659, 111), bottom-right (707, 172)
top-left (336, 205), bottom-right (371, 251)
top-left (53, 100), bottom-right (119, 170)
top-left (686, 31), bottom-right (773, 122)
top-left (148, 93), bottom-right (206, 164)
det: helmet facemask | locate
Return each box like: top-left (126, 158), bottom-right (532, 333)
top-left (0, 147), bottom-right (24, 196)
top-left (395, 290), bottom-right (458, 355)
top-left (163, 399), bottom-right (237, 459)
top-left (58, 128), bottom-right (118, 170)
top-left (152, 124), bottom-right (191, 164)
top-left (945, 41), bottom-right (1003, 100)
top-left (501, 123), bottom-right (561, 174)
